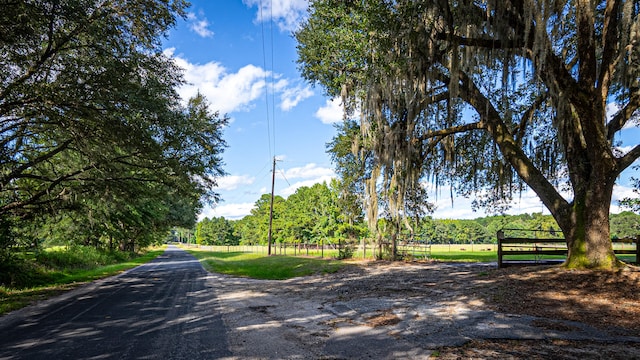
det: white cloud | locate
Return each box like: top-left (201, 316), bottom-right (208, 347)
top-left (199, 202), bottom-right (256, 220)
top-left (503, 192), bottom-right (550, 216)
top-left (428, 185), bottom-right (550, 219)
top-left (280, 176), bottom-right (335, 197)
top-left (431, 197), bottom-right (480, 220)
top-left (282, 163), bottom-right (335, 179)
top-left (280, 85), bottom-right (313, 111)
top-left (606, 103), bottom-right (620, 123)
top-left (215, 175), bottom-right (255, 191)
top-left (315, 97), bottom-right (344, 124)
top-left (164, 48), bottom-right (267, 113)
top-left (187, 12), bottom-right (214, 38)
top-left (613, 184), bottom-right (637, 201)
top-left (244, 0), bottom-right (308, 32)
top-left (611, 184), bottom-right (638, 214)
top-left (272, 163), bottom-right (336, 197)
top-left (164, 48), bottom-right (309, 114)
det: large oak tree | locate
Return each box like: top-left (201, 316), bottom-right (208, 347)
top-left (296, 0), bottom-right (640, 269)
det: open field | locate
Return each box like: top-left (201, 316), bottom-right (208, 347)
top-left (183, 242), bottom-right (637, 264)
top-left (188, 243), bottom-right (497, 261)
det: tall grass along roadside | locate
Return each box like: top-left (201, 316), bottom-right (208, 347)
top-left (0, 246), bottom-right (165, 315)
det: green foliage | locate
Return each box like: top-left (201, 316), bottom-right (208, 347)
top-left (610, 212), bottom-right (640, 239)
top-left (0, 246), bottom-right (162, 289)
top-left (234, 194), bottom-right (286, 245)
top-left (0, 1), bottom-right (227, 254)
top-left (326, 122), bottom-right (368, 225)
top-left (335, 222), bottom-right (368, 240)
top-left (337, 242), bottom-right (355, 260)
top-left (2, 1), bottom-right (188, 217)
top-left (196, 217), bottom-right (239, 245)
top-left (229, 183), bottom-right (345, 246)
top-left (0, 254), bottom-right (60, 289)
top-left (35, 246), bottom-right (121, 271)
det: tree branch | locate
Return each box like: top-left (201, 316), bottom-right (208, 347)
top-left (0, 139), bottom-right (73, 187)
top-left (1, 162), bottom-right (91, 214)
top-left (607, 91), bottom-right (640, 140)
top-left (616, 144), bottom-right (640, 176)
top-left (454, 69), bottom-right (571, 216)
top-left (0, 3), bottom-right (104, 103)
top-left (598, 0), bottom-right (623, 101)
top-left (418, 91), bottom-right (449, 108)
top-left (417, 122), bottom-right (485, 142)
top-left (576, 0), bottom-right (597, 87)
top-left (515, 92), bottom-right (549, 143)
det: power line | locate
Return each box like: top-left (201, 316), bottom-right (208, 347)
top-left (276, 166), bottom-right (291, 187)
top-left (269, 0), bottom-right (276, 156)
top-left (259, 0), bottom-right (277, 159)
top-left (213, 161), bottom-right (272, 206)
top-left (260, 1), bottom-right (279, 255)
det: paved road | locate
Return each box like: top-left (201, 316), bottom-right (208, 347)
top-left (0, 246), bottom-right (230, 360)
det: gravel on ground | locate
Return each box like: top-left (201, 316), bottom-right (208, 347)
top-left (206, 259), bottom-right (640, 359)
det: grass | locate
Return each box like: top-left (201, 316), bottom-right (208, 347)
top-left (185, 247), bottom-right (346, 280)
top-left (0, 247), bottom-right (165, 316)
top-left (426, 244), bottom-right (496, 262)
top-left (194, 244), bottom-right (501, 262)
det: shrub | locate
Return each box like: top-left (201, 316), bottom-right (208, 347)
top-left (337, 243), bottom-right (354, 260)
top-left (36, 246), bottom-right (115, 270)
top-left (0, 255), bottom-right (58, 288)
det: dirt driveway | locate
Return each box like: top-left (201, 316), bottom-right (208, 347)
top-left (207, 260), bottom-right (640, 359)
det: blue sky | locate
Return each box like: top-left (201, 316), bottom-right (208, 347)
top-left (162, 0), bottom-right (638, 221)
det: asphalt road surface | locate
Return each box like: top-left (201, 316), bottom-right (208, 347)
top-left (0, 245), bottom-right (231, 360)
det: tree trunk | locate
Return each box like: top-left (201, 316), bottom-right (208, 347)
top-left (555, 179), bottom-right (621, 269)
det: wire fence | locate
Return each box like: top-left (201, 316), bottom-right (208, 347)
top-left (189, 237), bottom-right (433, 260)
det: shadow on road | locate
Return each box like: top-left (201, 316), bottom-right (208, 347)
top-left (0, 246), bottom-right (230, 360)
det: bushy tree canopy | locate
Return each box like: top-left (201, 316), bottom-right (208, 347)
top-left (0, 1), bottom-right (227, 252)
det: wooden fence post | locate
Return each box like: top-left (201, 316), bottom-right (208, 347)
top-left (497, 230), bottom-right (505, 268)
top-left (635, 235), bottom-right (640, 265)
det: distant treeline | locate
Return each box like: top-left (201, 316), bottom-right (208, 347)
top-left (182, 184), bottom-right (640, 246)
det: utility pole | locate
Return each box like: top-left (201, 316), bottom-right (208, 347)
top-left (267, 157), bottom-right (276, 255)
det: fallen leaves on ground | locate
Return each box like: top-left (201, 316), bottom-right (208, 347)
top-left (475, 265), bottom-right (640, 335)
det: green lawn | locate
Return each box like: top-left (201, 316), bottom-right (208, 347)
top-left (185, 248), bottom-right (346, 280)
top-left (430, 251), bottom-right (497, 262)
top-left (0, 247), bottom-right (165, 316)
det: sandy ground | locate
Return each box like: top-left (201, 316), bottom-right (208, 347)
top-left (206, 260), bottom-right (640, 359)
